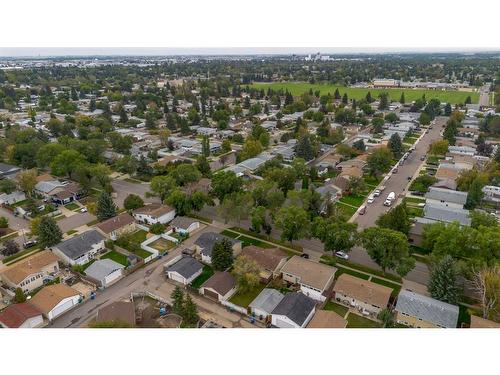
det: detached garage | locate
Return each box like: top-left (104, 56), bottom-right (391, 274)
top-left (85, 259), bottom-right (125, 288)
top-left (165, 256), bottom-right (203, 285)
top-left (28, 284), bottom-right (81, 321)
top-left (271, 292), bottom-right (316, 328)
top-left (199, 272), bottom-right (236, 302)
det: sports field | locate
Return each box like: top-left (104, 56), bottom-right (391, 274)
top-left (249, 82), bottom-right (478, 104)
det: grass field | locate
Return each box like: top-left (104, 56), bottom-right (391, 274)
top-left (191, 265), bottom-right (214, 289)
top-left (229, 283), bottom-right (266, 308)
top-left (249, 82), bottom-right (479, 105)
top-left (101, 250), bottom-right (129, 266)
top-left (346, 313), bottom-right (381, 328)
top-left (324, 301), bottom-right (349, 317)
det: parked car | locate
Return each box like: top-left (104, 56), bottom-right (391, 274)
top-left (300, 253), bottom-right (310, 259)
top-left (407, 176), bottom-right (412, 181)
top-left (420, 156), bottom-right (425, 161)
top-left (367, 195), bottom-right (375, 204)
top-left (335, 251), bottom-right (349, 260)
top-left (392, 167), bottom-right (398, 174)
top-left (373, 189), bottom-right (381, 197)
top-left (80, 207), bottom-right (87, 213)
top-left (23, 240), bottom-right (38, 249)
top-left (359, 205), bottom-right (366, 215)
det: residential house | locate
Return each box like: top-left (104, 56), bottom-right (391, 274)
top-left (422, 201), bottom-right (471, 226)
top-left (51, 230), bottom-right (106, 266)
top-left (194, 232), bottom-right (242, 264)
top-left (132, 204), bottom-right (176, 225)
top-left (271, 292), bottom-right (316, 328)
top-left (96, 301), bottom-right (136, 326)
top-left (0, 162), bottom-right (21, 179)
top-left (35, 180), bottom-right (83, 205)
top-left (448, 145), bottom-right (476, 156)
top-left (170, 216), bottom-right (200, 234)
top-left (84, 259), bottom-right (125, 288)
top-left (0, 191), bottom-right (25, 205)
top-left (239, 246), bottom-right (288, 281)
top-left (395, 289), bottom-right (459, 328)
top-left (28, 284), bottom-right (81, 321)
top-left (281, 256), bottom-right (337, 302)
top-left (199, 272), bottom-right (236, 302)
top-left (96, 213), bottom-right (136, 240)
top-left (165, 256), bottom-right (203, 285)
top-left (482, 185), bottom-right (500, 203)
top-left (0, 302), bottom-right (44, 328)
top-left (307, 310), bottom-right (348, 328)
top-left (249, 288), bottom-right (285, 320)
top-left (0, 250), bottom-right (60, 294)
top-left (425, 187), bottom-right (468, 208)
top-left (333, 274), bottom-right (392, 317)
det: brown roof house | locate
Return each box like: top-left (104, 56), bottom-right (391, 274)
top-left (307, 310), bottom-right (348, 328)
top-left (28, 284), bottom-right (81, 321)
top-left (96, 213), bottom-right (136, 240)
top-left (0, 302), bottom-right (44, 328)
top-left (239, 246), bottom-right (288, 281)
top-left (0, 250), bottom-right (60, 294)
top-left (132, 204), bottom-right (176, 225)
top-left (333, 274), bottom-right (392, 318)
top-left (96, 301), bottom-right (136, 327)
top-left (281, 256), bottom-right (337, 302)
top-left (199, 271), bottom-right (236, 302)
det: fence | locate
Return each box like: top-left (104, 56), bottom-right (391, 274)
top-left (131, 291), bottom-right (170, 305)
top-left (221, 300), bottom-right (248, 315)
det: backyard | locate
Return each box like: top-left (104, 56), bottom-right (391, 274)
top-left (229, 283), bottom-right (267, 308)
top-left (101, 250), bottom-right (129, 266)
top-left (149, 237), bottom-right (177, 253)
top-left (324, 300), bottom-right (349, 317)
top-left (115, 230), bottom-right (152, 259)
top-left (191, 265), bottom-right (214, 289)
top-left (346, 313), bottom-right (381, 328)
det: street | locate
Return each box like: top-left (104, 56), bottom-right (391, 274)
top-left (111, 179), bottom-right (160, 208)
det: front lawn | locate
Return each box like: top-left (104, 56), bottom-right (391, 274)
top-left (324, 301), bottom-right (349, 317)
top-left (229, 283), bottom-right (266, 308)
top-left (339, 194), bottom-right (367, 208)
top-left (335, 267), bottom-right (370, 280)
top-left (101, 250), bottom-right (129, 266)
top-left (346, 313), bottom-right (381, 328)
top-left (2, 247), bottom-right (41, 265)
top-left (191, 265), bottom-right (214, 289)
top-left (64, 202), bottom-right (80, 211)
top-left (335, 202), bottom-right (358, 218)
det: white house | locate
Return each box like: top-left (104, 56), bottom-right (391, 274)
top-left (51, 230), bottom-right (106, 266)
top-left (132, 204), bottom-right (176, 225)
top-left (28, 284), bottom-right (81, 321)
top-left (165, 256), bottom-right (203, 285)
top-left (271, 292), bottom-right (316, 328)
top-left (170, 216), bottom-right (200, 234)
top-left (482, 185), bottom-right (500, 203)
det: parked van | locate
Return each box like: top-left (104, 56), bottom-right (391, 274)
top-left (384, 191), bottom-right (396, 206)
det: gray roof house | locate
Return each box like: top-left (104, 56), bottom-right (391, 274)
top-left (249, 288), bottom-right (284, 319)
top-left (395, 290), bottom-right (459, 328)
top-left (425, 187), bottom-right (468, 207)
top-left (0, 162), bottom-right (21, 178)
top-left (271, 292), bottom-right (316, 328)
top-left (165, 256), bottom-right (203, 285)
top-left (423, 201), bottom-right (471, 226)
top-left (51, 230), bottom-right (106, 266)
top-left (194, 232), bottom-right (242, 264)
top-left (85, 259), bottom-right (125, 288)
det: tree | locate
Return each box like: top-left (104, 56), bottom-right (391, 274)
top-left (0, 216), bottom-right (8, 228)
top-left (388, 133), bottom-right (403, 157)
top-left (16, 169), bottom-right (38, 197)
top-left (217, 192), bottom-right (252, 225)
top-left (172, 164), bottom-right (201, 186)
top-left (251, 206), bottom-right (267, 233)
top-left (470, 210), bottom-right (498, 229)
top-left (399, 92), bottom-right (405, 104)
top-left (274, 205), bottom-right (310, 244)
top-left (14, 288), bottom-right (26, 303)
top-left (429, 140), bottom-right (449, 156)
top-left (444, 103), bottom-right (452, 116)
top-left (372, 117), bottom-right (384, 133)
top-left (50, 149), bottom-right (86, 178)
top-left (385, 112), bottom-right (399, 124)
top-left (149, 223), bottom-right (165, 235)
top-left (123, 194), bottom-right (144, 211)
top-left (471, 266), bottom-right (499, 320)
top-left (312, 216), bottom-right (358, 254)
top-left (195, 155), bottom-right (211, 177)
top-left (419, 112), bottom-right (431, 126)
top-left (378, 93), bottom-right (389, 110)
top-left (376, 203), bottom-right (411, 235)
top-left (0, 178), bottom-right (17, 194)
top-left (150, 175), bottom-right (177, 201)
top-left (360, 227), bottom-right (415, 276)
top-left (465, 177), bottom-right (484, 209)
top-left (37, 216), bottom-right (63, 248)
top-left (182, 294), bottom-right (199, 327)
top-left (378, 308), bottom-right (395, 328)
top-left (428, 255), bottom-right (460, 304)
top-left (201, 135), bottom-right (210, 157)
top-left (240, 138), bottom-right (262, 160)
top-left (211, 238), bottom-right (234, 271)
top-left (211, 171), bottom-right (243, 202)
top-left (352, 139), bottom-right (366, 152)
top-left (166, 189), bottom-right (192, 216)
top-left (171, 286), bottom-right (185, 315)
top-left (96, 191), bottom-right (118, 221)
top-left (233, 256), bottom-right (261, 293)
top-left (367, 147), bottom-right (393, 177)
top-left (346, 176), bottom-right (366, 196)
top-left (2, 239), bottom-right (19, 256)
top-left (296, 135), bottom-right (316, 161)
top-left (264, 167), bottom-right (297, 196)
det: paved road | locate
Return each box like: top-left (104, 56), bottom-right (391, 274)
top-left (0, 207), bottom-right (29, 230)
top-left (57, 212), bottom-right (96, 233)
top-left (479, 87), bottom-right (490, 107)
top-left (112, 179), bottom-right (160, 208)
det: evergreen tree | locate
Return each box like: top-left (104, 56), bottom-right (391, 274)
top-left (366, 91), bottom-right (373, 103)
top-left (342, 93), bottom-right (348, 104)
top-left (399, 92), bottom-right (405, 104)
top-left (388, 133), bottom-right (403, 157)
top-left (465, 177), bottom-right (484, 209)
top-left (201, 135), bottom-right (210, 157)
top-left (96, 191), bottom-right (118, 221)
top-left (334, 88), bottom-right (341, 100)
top-left (14, 288), bottom-right (26, 303)
top-left (378, 92), bottom-right (389, 110)
top-left (444, 103), bottom-right (452, 116)
top-left (171, 286), bottom-right (185, 315)
top-left (182, 294), bottom-right (199, 327)
top-left (465, 96), bottom-right (472, 105)
top-left (211, 238), bottom-right (234, 271)
top-left (296, 135), bottom-right (315, 161)
top-left (37, 216), bottom-right (63, 248)
top-left (428, 256), bottom-right (460, 304)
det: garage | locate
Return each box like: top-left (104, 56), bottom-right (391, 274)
top-left (203, 288), bottom-right (220, 301)
top-left (273, 316), bottom-right (296, 328)
top-left (168, 272), bottom-right (186, 284)
top-left (104, 269), bottom-right (123, 287)
top-left (50, 298), bottom-right (77, 320)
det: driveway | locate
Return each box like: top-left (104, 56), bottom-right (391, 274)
top-left (57, 212), bottom-right (96, 233)
top-left (111, 180), bottom-right (160, 208)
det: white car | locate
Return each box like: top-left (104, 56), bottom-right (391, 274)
top-left (335, 251), bottom-right (349, 260)
top-left (373, 189), bottom-right (381, 197)
top-left (80, 207), bottom-right (88, 213)
top-left (367, 195), bottom-right (375, 204)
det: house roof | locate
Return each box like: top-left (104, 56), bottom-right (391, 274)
top-left (96, 301), bottom-right (136, 326)
top-left (470, 315), bottom-right (500, 328)
top-left (96, 213), bottom-right (135, 234)
top-left (0, 162), bottom-right (21, 175)
top-left (0, 302), bottom-right (42, 328)
top-left (240, 246), bottom-right (287, 273)
top-left (35, 180), bottom-right (64, 194)
top-left (194, 232), bottom-right (240, 257)
top-left (271, 292), bottom-right (316, 326)
top-left (85, 259), bottom-right (124, 281)
top-left (331, 176), bottom-right (350, 191)
top-left (1, 250), bottom-right (59, 285)
top-left (201, 271), bottom-right (235, 295)
top-left (424, 201), bottom-right (471, 226)
top-left (395, 289), bottom-right (459, 328)
top-left (133, 203), bottom-right (174, 218)
top-left (166, 256), bottom-right (203, 279)
top-left (54, 230), bottom-right (105, 260)
top-left (170, 216), bottom-right (199, 230)
top-left (339, 166), bottom-right (363, 179)
top-left (281, 256), bottom-right (337, 291)
top-left (307, 310), bottom-right (348, 328)
top-left (249, 288), bottom-right (284, 314)
top-left (333, 274), bottom-right (392, 308)
top-left (28, 284), bottom-right (80, 314)
top-left (435, 165), bottom-right (460, 180)
top-left (425, 187), bottom-right (467, 206)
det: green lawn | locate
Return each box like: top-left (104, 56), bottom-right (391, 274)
top-left (321, 255), bottom-right (403, 283)
top-left (134, 248), bottom-right (153, 259)
top-left (346, 313), bottom-right (381, 328)
top-left (191, 265), bottom-right (214, 289)
top-left (229, 227), bottom-right (303, 252)
top-left (403, 197), bottom-right (425, 204)
top-left (2, 247), bottom-right (41, 265)
top-left (370, 277), bottom-right (401, 298)
top-left (221, 230), bottom-right (275, 249)
top-left (229, 283), bottom-right (266, 308)
top-left (335, 202), bottom-right (358, 217)
top-left (335, 267), bottom-right (370, 280)
top-left (363, 175), bottom-right (381, 187)
top-left (249, 82), bottom-right (479, 104)
top-left (338, 194), bottom-right (367, 208)
top-left (101, 250), bottom-right (129, 266)
top-left (324, 301), bottom-right (349, 317)
top-left (409, 245), bottom-right (431, 256)
top-left (64, 202), bottom-right (80, 210)
top-left (66, 229), bottom-right (78, 236)
top-left (407, 207), bottom-right (424, 217)
top-left (128, 230), bottom-right (148, 243)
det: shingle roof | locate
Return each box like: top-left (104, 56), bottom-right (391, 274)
top-left (96, 213), bottom-right (135, 234)
top-left (281, 256), bottom-right (337, 291)
top-left (425, 187), bottom-right (467, 206)
top-left (133, 204), bottom-right (174, 218)
top-left (307, 310), bottom-right (348, 328)
top-left (170, 216), bottom-right (199, 230)
top-left (333, 274), bottom-right (392, 308)
top-left (85, 259), bottom-right (124, 281)
top-left (54, 230), bottom-right (105, 260)
top-left (28, 284), bottom-right (80, 314)
top-left (0, 302), bottom-right (42, 328)
top-left (1, 250), bottom-right (59, 285)
top-left (424, 201), bottom-right (471, 225)
top-left (271, 292), bottom-right (316, 326)
top-left (395, 290), bottom-right (459, 328)
top-left (249, 288), bottom-right (284, 314)
top-left (201, 272), bottom-right (235, 295)
top-left (166, 257), bottom-right (203, 279)
top-left (194, 232), bottom-right (240, 257)
top-left (240, 246), bottom-right (287, 273)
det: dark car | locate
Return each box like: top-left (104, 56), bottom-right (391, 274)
top-left (300, 253), bottom-right (310, 259)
